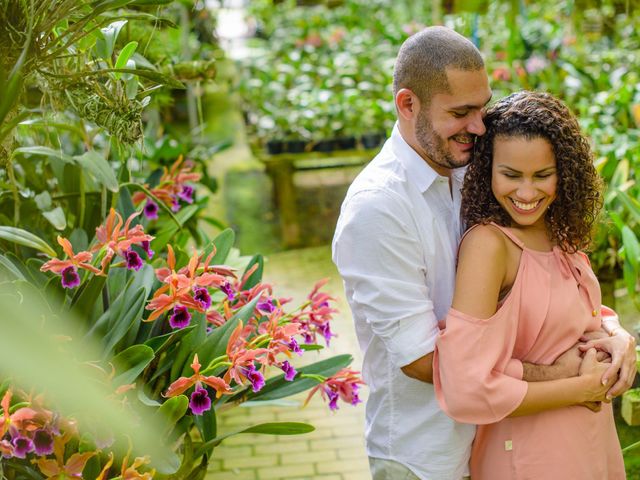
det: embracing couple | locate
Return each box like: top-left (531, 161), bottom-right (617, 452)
top-left (333, 26), bottom-right (637, 479)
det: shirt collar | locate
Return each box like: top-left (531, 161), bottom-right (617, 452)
top-left (390, 123), bottom-right (467, 193)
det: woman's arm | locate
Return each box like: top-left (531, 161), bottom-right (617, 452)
top-left (437, 225), bottom-right (612, 423)
top-left (510, 348), bottom-right (612, 416)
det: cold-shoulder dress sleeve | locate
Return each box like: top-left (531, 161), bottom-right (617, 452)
top-left (433, 299), bottom-right (529, 425)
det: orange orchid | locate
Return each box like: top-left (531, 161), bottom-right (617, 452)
top-left (35, 434), bottom-right (95, 479)
top-left (164, 354), bottom-right (232, 399)
top-left (146, 245), bottom-right (235, 322)
top-left (40, 237), bottom-right (101, 275)
top-left (92, 208), bottom-right (154, 273)
top-left (132, 156), bottom-right (202, 212)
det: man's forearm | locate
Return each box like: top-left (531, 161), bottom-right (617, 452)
top-left (523, 362), bottom-right (563, 381)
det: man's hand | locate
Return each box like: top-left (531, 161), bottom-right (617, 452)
top-left (579, 329), bottom-right (637, 399)
top-left (401, 352), bottom-right (434, 383)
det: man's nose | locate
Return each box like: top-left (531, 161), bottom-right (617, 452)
top-left (467, 110), bottom-right (486, 136)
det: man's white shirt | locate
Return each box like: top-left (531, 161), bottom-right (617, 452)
top-left (332, 124), bottom-right (474, 480)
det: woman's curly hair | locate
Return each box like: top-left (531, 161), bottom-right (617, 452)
top-left (462, 91), bottom-right (603, 253)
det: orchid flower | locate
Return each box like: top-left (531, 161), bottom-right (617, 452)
top-left (164, 354), bottom-right (232, 415)
top-left (40, 237), bottom-right (102, 288)
top-left (92, 208), bottom-right (154, 274)
top-left (305, 368), bottom-right (365, 411)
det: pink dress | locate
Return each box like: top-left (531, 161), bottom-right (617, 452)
top-left (434, 223), bottom-right (625, 479)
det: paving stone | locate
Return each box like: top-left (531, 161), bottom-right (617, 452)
top-left (277, 449), bottom-right (337, 465)
top-left (257, 464), bottom-right (315, 480)
top-left (224, 454), bottom-right (279, 470)
top-left (254, 440), bottom-right (309, 455)
top-left (315, 457), bottom-right (370, 476)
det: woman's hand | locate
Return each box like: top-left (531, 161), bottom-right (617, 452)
top-left (579, 329), bottom-right (637, 399)
top-left (578, 348), bottom-right (617, 404)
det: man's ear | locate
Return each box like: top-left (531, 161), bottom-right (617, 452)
top-left (395, 88), bottom-right (420, 121)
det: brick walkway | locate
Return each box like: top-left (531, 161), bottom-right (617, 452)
top-left (206, 246), bottom-right (370, 480)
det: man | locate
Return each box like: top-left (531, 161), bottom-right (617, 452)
top-left (332, 26), bottom-right (636, 480)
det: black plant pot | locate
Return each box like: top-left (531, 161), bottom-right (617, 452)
top-left (335, 136), bottom-right (357, 151)
top-left (312, 139), bottom-right (335, 152)
top-left (360, 132), bottom-right (384, 149)
top-left (266, 140), bottom-right (285, 155)
top-left (286, 139), bottom-right (308, 153)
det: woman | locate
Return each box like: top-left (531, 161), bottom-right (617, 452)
top-left (433, 91), bottom-right (625, 479)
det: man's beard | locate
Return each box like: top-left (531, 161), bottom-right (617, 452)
top-left (415, 110), bottom-right (471, 170)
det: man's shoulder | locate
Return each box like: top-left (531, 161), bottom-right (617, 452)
top-left (345, 151), bottom-right (411, 202)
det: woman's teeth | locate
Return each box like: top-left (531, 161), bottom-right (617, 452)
top-left (511, 199), bottom-right (541, 211)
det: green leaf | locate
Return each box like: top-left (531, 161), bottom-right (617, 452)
top-left (616, 190), bottom-right (640, 224)
top-left (622, 226), bottom-right (640, 271)
top-left (74, 150), bottom-right (119, 193)
top-left (623, 258), bottom-right (638, 301)
top-left (145, 326), bottom-right (195, 353)
top-left (97, 20), bottom-right (128, 61)
top-left (102, 287), bottom-right (148, 356)
top-left (112, 345), bottom-right (155, 386)
top-left (0, 255), bottom-right (26, 280)
top-left (70, 273), bottom-right (107, 323)
top-left (0, 30), bottom-right (28, 126)
top-left (155, 395), bottom-right (189, 437)
top-left (242, 255), bottom-right (263, 290)
top-left (115, 41), bottom-right (139, 72)
top-left (42, 207), bottom-right (67, 230)
top-left (245, 354), bottom-right (353, 403)
top-left (0, 227), bottom-right (56, 256)
top-left (122, 182), bottom-right (182, 228)
top-left (193, 407), bottom-right (217, 459)
top-left (204, 228), bottom-right (235, 264)
top-left (111, 345), bottom-right (154, 386)
top-left (34, 191), bottom-right (52, 210)
top-left (129, 0), bottom-right (174, 4)
top-left (12, 146), bottom-right (75, 165)
top-left (195, 422), bottom-right (314, 456)
top-left (610, 159), bottom-right (629, 189)
top-left (54, 67), bottom-right (184, 89)
top-left (151, 205), bottom-right (199, 252)
top-left (299, 344), bottom-right (324, 352)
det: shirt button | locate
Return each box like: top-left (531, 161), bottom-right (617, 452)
top-left (592, 309), bottom-right (598, 317)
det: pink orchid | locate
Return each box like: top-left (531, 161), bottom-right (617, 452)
top-left (305, 368), bottom-right (365, 411)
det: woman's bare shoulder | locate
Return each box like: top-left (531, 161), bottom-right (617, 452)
top-left (459, 224), bottom-right (509, 261)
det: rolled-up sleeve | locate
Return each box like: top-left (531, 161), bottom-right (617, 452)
top-left (434, 306), bottom-right (529, 425)
top-left (333, 189), bottom-right (439, 368)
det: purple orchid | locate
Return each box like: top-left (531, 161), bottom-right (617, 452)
top-left (124, 249), bottom-right (143, 271)
top-left (60, 265), bottom-right (81, 289)
top-left (143, 199), bottom-right (159, 220)
top-left (193, 287), bottom-right (212, 310)
top-left (189, 386), bottom-right (212, 415)
top-left (178, 185), bottom-right (195, 204)
top-left (169, 305), bottom-right (192, 329)
top-left (281, 361), bottom-right (297, 381)
top-left (11, 435), bottom-right (34, 459)
top-left (33, 429), bottom-right (54, 456)
top-left (241, 364), bottom-right (265, 392)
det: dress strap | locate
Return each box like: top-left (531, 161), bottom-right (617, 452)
top-left (459, 222), bottom-right (525, 250)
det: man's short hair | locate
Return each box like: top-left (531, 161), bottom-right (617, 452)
top-left (393, 26), bottom-right (485, 105)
